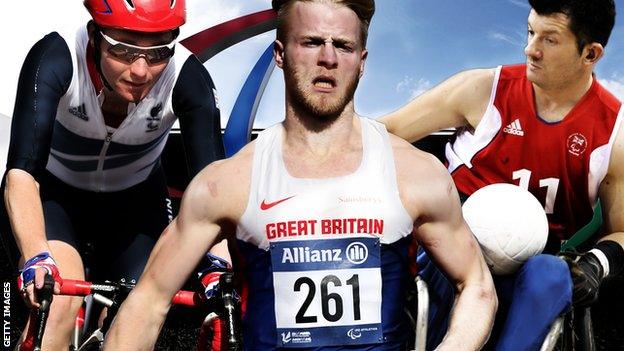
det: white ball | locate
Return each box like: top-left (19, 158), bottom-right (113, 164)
top-left (462, 183), bottom-right (548, 275)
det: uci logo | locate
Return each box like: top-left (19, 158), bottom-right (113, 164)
top-left (346, 242), bottom-right (368, 264)
top-left (281, 332), bottom-right (292, 343)
top-left (347, 328), bottom-right (362, 340)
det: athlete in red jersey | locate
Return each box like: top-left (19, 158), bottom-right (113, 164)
top-left (381, 0), bottom-right (624, 350)
top-left (447, 63), bottom-right (621, 252)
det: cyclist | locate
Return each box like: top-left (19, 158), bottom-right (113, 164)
top-left (380, 0), bottom-right (624, 349)
top-left (1, 0), bottom-right (224, 349)
top-left (103, 1), bottom-right (497, 350)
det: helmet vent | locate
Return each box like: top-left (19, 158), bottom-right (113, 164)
top-left (170, 0), bottom-right (176, 9)
top-left (124, 0), bottom-right (135, 9)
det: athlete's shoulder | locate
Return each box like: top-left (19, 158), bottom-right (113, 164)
top-left (593, 79), bottom-right (622, 116)
top-left (444, 68), bottom-right (497, 127)
top-left (26, 31), bottom-right (73, 76)
top-left (499, 63), bottom-right (527, 79)
top-left (172, 54), bottom-right (218, 114)
top-left (443, 67), bottom-right (497, 96)
top-left (390, 135), bottom-right (457, 219)
top-left (455, 67), bottom-right (497, 83)
top-left (390, 134), bottom-right (448, 177)
top-left (197, 140), bottom-right (255, 183)
top-left (36, 31), bottom-right (70, 48)
top-left (390, 134), bottom-right (451, 188)
top-left (494, 64), bottom-right (529, 97)
top-left (182, 140), bottom-right (256, 220)
top-left (174, 54), bottom-right (214, 87)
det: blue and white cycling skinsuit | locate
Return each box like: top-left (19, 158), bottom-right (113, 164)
top-left (235, 118), bottom-right (415, 350)
top-left (2, 25), bottom-right (224, 281)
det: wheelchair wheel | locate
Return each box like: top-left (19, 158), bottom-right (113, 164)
top-left (575, 307), bottom-right (596, 351)
top-left (549, 307), bottom-right (596, 351)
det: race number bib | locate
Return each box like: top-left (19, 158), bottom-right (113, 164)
top-left (270, 238), bottom-right (383, 347)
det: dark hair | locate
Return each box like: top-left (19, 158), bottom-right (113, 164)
top-left (272, 0), bottom-right (375, 47)
top-left (528, 0), bottom-right (616, 53)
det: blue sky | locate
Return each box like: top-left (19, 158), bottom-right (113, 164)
top-left (2, 0), bottom-right (624, 129)
top-left (203, 0), bottom-right (624, 127)
top-left (361, 0), bottom-right (624, 115)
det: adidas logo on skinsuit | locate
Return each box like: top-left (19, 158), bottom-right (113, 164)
top-left (68, 104), bottom-right (89, 121)
top-left (503, 119), bottom-right (524, 136)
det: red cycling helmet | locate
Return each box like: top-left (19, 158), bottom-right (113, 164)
top-left (84, 0), bottom-right (186, 32)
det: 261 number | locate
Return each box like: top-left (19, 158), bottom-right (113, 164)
top-left (294, 274), bottom-right (360, 323)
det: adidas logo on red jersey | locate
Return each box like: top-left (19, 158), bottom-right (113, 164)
top-left (503, 119), bottom-right (524, 136)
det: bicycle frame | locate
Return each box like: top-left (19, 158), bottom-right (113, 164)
top-left (62, 278), bottom-right (203, 351)
top-left (22, 273), bottom-right (241, 351)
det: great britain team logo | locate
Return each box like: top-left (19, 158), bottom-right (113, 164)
top-left (567, 132), bottom-right (587, 156)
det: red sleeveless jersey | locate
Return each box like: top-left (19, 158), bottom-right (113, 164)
top-left (446, 64), bottom-right (623, 249)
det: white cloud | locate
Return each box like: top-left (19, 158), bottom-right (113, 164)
top-left (182, 1), bottom-right (245, 40)
top-left (599, 78), bottom-right (624, 100)
top-left (395, 76), bottom-right (411, 92)
top-left (488, 31), bottom-right (525, 47)
top-left (507, 0), bottom-right (530, 9)
top-left (396, 76), bottom-right (432, 99)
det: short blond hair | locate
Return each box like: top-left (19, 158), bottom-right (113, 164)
top-left (272, 0), bottom-right (375, 47)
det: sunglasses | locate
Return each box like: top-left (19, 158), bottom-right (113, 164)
top-left (100, 31), bottom-right (175, 64)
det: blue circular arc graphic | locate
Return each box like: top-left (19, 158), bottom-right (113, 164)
top-left (180, 9), bottom-right (277, 157)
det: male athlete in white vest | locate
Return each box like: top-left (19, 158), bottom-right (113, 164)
top-left (105, 1), bottom-right (497, 350)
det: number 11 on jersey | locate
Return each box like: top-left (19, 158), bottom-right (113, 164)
top-left (512, 168), bottom-right (560, 214)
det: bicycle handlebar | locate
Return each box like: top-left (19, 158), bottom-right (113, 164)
top-left (32, 274), bottom-right (55, 351)
top-left (58, 278), bottom-right (203, 307)
top-left (219, 272), bottom-right (242, 351)
top-left (24, 275), bottom-right (239, 351)
top-left (172, 290), bottom-right (204, 307)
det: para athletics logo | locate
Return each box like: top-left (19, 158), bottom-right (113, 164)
top-left (347, 328), bottom-right (362, 340)
top-left (567, 132), bottom-right (587, 156)
top-left (180, 9), bottom-right (278, 157)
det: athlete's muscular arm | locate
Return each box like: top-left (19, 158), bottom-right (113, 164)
top-left (393, 137), bottom-right (496, 350)
top-left (173, 56), bottom-right (230, 265)
top-left (103, 146), bottom-right (252, 351)
top-left (173, 55), bottom-right (225, 177)
top-left (598, 120), bottom-right (624, 252)
top-left (379, 68), bottom-right (495, 143)
top-left (3, 33), bottom-right (72, 304)
top-left (415, 166), bottom-right (496, 351)
top-left (561, 116), bottom-right (624, 306)
top-left (104, 164), bottom-right (226, 350)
